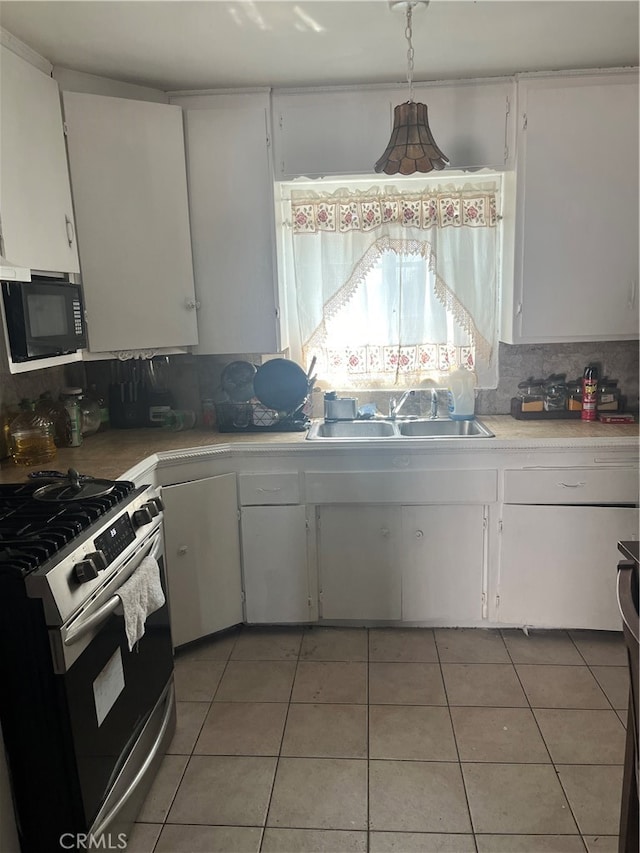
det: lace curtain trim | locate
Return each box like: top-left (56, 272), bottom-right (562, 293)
top-left (304, 236), bottom-right (492, 363)
top-left (291, 188), bottom-right (497, 234)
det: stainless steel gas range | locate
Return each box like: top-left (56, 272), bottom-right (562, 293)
top-left (0, 473), bottom-right (175, 852)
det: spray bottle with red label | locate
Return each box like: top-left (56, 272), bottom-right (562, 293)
top-left (581, 364), bottom-right (599, 421)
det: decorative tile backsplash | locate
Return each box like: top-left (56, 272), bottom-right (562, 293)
top-left (4, 340), bottom-right (637, 430)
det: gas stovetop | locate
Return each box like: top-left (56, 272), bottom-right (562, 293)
top-left (0, 480), bottom-right (136, 577)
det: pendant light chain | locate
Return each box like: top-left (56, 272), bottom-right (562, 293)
top-left (405, 4), bottom-right (415, 103)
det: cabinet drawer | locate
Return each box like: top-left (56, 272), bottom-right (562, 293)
top-left (306, 470), bottom-right (497, 504)
top-left (238, 473), bottom-right (301, 505)
top-left (504, 468), bottom-right (639, 505)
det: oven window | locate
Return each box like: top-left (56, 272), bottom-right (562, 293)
top-left (27, 293), bottom-right (68, 337)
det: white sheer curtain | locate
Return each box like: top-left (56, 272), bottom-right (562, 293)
top-left (281, 175), bottom-right (501, 389)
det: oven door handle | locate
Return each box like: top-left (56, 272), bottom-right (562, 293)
top-left (64, 531), bottom-right (162, 647)
top-left (92, 680), bottom-right (175, 840)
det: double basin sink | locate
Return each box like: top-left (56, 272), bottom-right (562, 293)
top-left (306, 418), bottom-right (494, 440)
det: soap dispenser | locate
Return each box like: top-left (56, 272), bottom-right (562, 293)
top-left (447, 369), bottom-right (476, 421)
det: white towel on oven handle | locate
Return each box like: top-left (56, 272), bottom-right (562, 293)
top-left (116, 555), bottom-right (165, 651)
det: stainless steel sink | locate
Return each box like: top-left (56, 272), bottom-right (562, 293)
top-left (397, 419), bottom-right (494, 438)
top-left (308, 420), bottom-right (399, 439)
top-left (306, 418), bottom-right (494, 440)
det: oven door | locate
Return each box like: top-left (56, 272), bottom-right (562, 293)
top-left (56, 528), bottom-right (173, 828)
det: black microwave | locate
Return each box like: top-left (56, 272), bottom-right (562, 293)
top-left (1, 276), bottom-right (87, 362)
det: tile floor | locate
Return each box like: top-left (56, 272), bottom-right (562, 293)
top-left (127, 626), bottom-right (629, 853)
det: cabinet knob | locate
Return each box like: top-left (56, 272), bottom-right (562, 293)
top-left (177, 545), bottom-right (189, 555)
top-left (184, 298), bottom-right (201, 311)
top-left (415, 530), bottom-right (424, 539)
top-left (381, 528), bottom-right (390, 537)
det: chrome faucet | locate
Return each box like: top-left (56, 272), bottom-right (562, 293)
top-left (389, 389), bottom-right (415, 419)
top-left (429, 389), bottom-right (439, 419)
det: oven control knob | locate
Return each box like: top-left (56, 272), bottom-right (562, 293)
top-left (149, 496), bottom-right (164, 513)
top-left (144, 500), bottom-right (160, 518)
top-left (132, 507), bottom-right (153, 528)
top-left (74, 558), bottom-right (100, 584)
top-left (86, 550), bottom-right (108, 572)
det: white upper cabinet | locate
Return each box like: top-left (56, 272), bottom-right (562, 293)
top-left (273, 89), bottom-right (394, 179)
top-left (62, 92), bottom-right (198, 353)
top-left (174, 92), bottom-right (281, 355)
top-left (503, 71), bottom-right (639, 344)
top-left (272, 79), bottom-right (513, 179)
top-left (406, 79), bottom-right (514, 170)
top-left (0, 45), bottom-right (79, 272)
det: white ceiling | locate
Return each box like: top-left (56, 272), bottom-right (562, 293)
top-left (0, 1), bottom-right (638, 93)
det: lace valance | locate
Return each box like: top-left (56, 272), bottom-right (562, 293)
top-left (291, 187), bottom-right (497, 234)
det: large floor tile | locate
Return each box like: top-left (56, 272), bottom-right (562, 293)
top-left (591, 665), bottom-right (630, 710)
top-left (215, 661), bottom-right (296, 702)
top-left (369, 628), bottom-right (438, 662)
top-left (194, 701), bottom-right (288, 755)
top-left (126, 823), bottom-right (163, 853)
top-left (167, 701), bottom-right (210, 754)
top-left (369, 705), bottom-right (457, 761)
top-left (281, 703), bottom-right (367, 758)
top-left (442, 663), bottom-right (527, 706)
top-left (557, 764), bottom-right (623, 836)
top-left (569, 630), bottom-right (627, 666)
top-left (174, 629), bottom-right (240, 661)
top-left (155, 824), bottom-right (262, 852)
top-left (502, 629), bottom-right (584, 665)
top-left (267, 757), bottom-right (367, 830)
top-left (451, 706), bottom-right (549, 762)
top-left (291, 661), bottom-right (367, 704)
top-left (435, 628), bottom-right (510, 663)
top-left (261, 828), bottom-right (367, 852)
top-left (475, 835), bottom-right (585, 852)
top-left (173, 659), bottom-right (226, 702)
top-left (462, 763), bottom-right (578, 834)
top-left (369, 662), bottom-right (447, 705)
top-left (369, 760), bottom-right (472, 833)
top-left (167, 755), bottom-right (276, 826)
top-left (583, 835), bottom-right (618, 852)
top-left (136, 754), bottom-right (188, 823)
top-left (516, 664), bottom-right (610, 709)
top-left (231, 627), bottom-right (302, 660)
top-left (534, 708), bottom-right (626, 764)
top-left (370, 832), bottom-right (475, 852)
top-left (300, 627), bottom-right (368, 661)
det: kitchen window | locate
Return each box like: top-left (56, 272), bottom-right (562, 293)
top-left (276, 172), bottom-right (503, 389)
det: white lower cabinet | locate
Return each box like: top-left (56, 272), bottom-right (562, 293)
top-left (401, 505), bottom-right (486, 623)
top-left (241, 505), bottom-right (313, 624)
top-left (497, 504), bottom-right (639, 631)
top-left (317, 505), bottom-right (402, 621)
top-left (162, 474), bottom-right (243, 647)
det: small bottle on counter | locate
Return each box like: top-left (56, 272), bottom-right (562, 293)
top-left (581, 364), bottom-right (599, 422)
top-left (60, 388), bottom-right (83, 446)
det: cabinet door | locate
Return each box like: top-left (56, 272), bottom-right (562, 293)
top-left (181, 94), bottom-right (279, 354)
top-left (241, 505), bottom-right (312, 623)
top-left (62, 92), bottom-right (198, 352)
top-left (162, 474), bottom-right (243, 647)
top-left (508, 73), bottom-right (639, 343)
top-left (401, 505), bottom-right (485, 623)
top-left (498, 504), bottom-right (639, 630)
top-left (410, 80), bottom-right (512, 170)
top-left (317, 505), bottom-right (401, 620)
top-left (0, 46), bottom-right (79, 272)
top-left (273, 90), bottom-right (393, 179)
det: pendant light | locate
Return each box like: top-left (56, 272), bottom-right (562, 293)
top-left (374, 1), bottom-right (449, 175)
